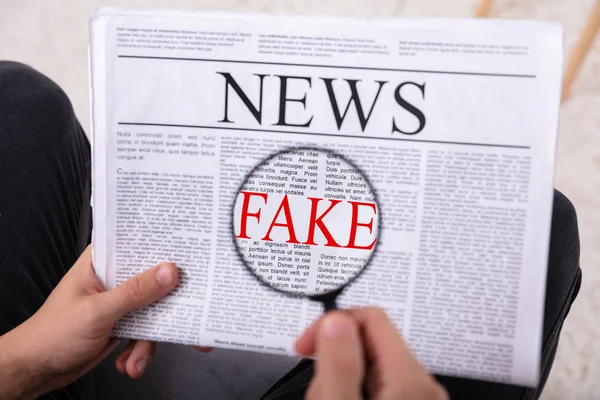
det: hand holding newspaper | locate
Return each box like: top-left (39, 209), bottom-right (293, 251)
top-left (89, 8), bottom-right (563, 387)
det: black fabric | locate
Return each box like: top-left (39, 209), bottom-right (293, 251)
top-left (0, 62), bottom-right (582, 400)
top-left (0, 61), bottom-right (93, 399)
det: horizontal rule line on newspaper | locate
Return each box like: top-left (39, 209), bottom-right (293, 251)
top-left (117, 122), bottom-right (531, 150)
top-left (117, 55), bottom-right (537, 79)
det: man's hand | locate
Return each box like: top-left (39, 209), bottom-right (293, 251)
top-left (0, 246), bottom-right (180, 399)
top-left (295, 308), bottom-right (448, 400)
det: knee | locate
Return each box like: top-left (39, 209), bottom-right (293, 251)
top-left (550, 189), bottom-right (580, 266)
top-left (541, 189), bottom-right (582, 342)
top-left (0, 61), bottom-right (78, 153)
top-left (546, 189), bottom-right (581, 299)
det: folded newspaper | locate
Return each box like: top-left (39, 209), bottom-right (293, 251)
top-left (89, 7), bottom-right (563, 386)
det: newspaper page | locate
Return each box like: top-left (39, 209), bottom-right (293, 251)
top-left (89, 8), bottom-right (563, 386)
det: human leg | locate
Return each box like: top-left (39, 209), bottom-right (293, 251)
top-left (0, 61), bottom-right (92, 399)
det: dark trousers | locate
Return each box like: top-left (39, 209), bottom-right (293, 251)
top-left (0, 61), bottom-right (582, 400)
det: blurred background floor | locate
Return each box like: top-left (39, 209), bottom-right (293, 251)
top-left (1, 0), bottom-right (599, 399)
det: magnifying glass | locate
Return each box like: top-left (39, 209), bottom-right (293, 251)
top-left (231, 147), bottom-right (381, 312)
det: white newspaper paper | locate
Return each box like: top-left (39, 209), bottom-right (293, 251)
top-left (89, 8), bottom-right (563, 386)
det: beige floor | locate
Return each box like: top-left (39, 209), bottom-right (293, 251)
top-left (1, 0), bottom-right (599, 398)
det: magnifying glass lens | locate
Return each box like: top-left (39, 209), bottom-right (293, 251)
top-left (232, 148), bottom-right (379, 298)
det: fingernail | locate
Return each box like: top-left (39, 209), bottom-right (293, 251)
top-left (136, 358), bottom-right (148, 374)
top-left (322, 314), bottom-right (351, 338)
top-left (156, 264), bottom-right (174, 286)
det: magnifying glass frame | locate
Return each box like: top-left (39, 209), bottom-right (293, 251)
top-left (230, 146), bottom-right (382, 307)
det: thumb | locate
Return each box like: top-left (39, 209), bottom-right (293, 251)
top-left (314, 312), bottom-right (364, 400)
top-left (98, 263), bottom-right (179, 322)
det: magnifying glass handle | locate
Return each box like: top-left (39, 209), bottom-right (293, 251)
top-left (322, 298), bottom-right (338, 312)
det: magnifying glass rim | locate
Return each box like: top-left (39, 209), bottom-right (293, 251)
top-left (230, 145), bottom-right (382, 299)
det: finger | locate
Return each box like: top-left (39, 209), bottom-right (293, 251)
top-left (192, 346), bottom-right (214, 353)
top-left (295, 319), bottom-right (320, 356)
top-left (97, 262), bottom-right (179, 322)
top-left (115, 340), bottom-right (136, 374)
top-left (125, 340), bottom-right (156, 379)
top-left (305, 378), bottom-right (318, 400)
top-left (348, 307), bottom-right (422, 374)
top-left (313, 312), bottom-right (363, 400)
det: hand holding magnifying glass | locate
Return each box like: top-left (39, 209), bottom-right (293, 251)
top-left (295, 309), bottom-right (449, 400)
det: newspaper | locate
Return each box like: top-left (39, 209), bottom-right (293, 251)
top-left (89, 8), bottom-right (563, 386)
